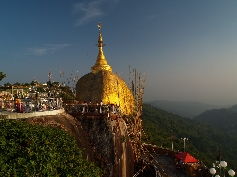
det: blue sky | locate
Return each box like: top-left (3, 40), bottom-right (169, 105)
top-left (1, 0), bottom-right (237, 105)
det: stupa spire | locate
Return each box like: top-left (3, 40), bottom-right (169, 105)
top-left (91, 22), bottom-right (112, 74)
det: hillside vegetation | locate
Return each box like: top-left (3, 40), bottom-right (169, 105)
top-left (142, 104), bottom-right (237, 170)
top-left (0, 119), bottom-right (103, 177)
top-left (228, 104), bottom-right (237, 112)
top-left (194, 108), bottom-right (237, 133)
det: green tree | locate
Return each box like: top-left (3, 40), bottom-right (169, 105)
top-left (23, 83), bottom-right (31, 87)
top-left (59, 86), bottom-right (76, 102)
top-left (4, 82), bottom-right (12, 87)
top-left (36, 86), bottom-right (45, 93)
top-left (13, 82), bottom-right (21, 86)
top-left (0, 71), bottom-right (6, 81)
top-left (46, 81), bottom-right (53, 87)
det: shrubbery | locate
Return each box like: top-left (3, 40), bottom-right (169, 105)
top-left (0, 119), bottom-right (103, 177)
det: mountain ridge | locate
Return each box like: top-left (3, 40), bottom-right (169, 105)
top-left (193, 108), bottom-right (237, 133)
top-left (146, 100), bottom-right (229, 118)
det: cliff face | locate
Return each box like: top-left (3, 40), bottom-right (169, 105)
top-left (24, 113), bottom-right (134, 177)
top-left (74, 114), bottom-right (134, 177)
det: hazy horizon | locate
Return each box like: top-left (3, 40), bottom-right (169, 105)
top-left (1, 0), bottom-right (237, 106)
top-left (145, 99), bottom-right (234, 107)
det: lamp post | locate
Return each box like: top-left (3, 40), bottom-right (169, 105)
top-left (209, 161), bottom-right (235, 177)
top-left (181, 137), bottom-right (188, 152)
top-left (167, 135), bottom-right (176, 151)
top-left (220, 161), bottom-right (227, 177)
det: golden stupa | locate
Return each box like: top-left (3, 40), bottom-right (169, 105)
top-left (76, 23), bottom-right (134, 115)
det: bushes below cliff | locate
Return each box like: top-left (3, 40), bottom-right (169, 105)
top-left (0, 119), bottom-right (103, 177)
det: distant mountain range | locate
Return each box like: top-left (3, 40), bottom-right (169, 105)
top-left (228, 104), bottom-right (237, 112)
top-left (142, 104), bottom-right (237, 170)
top-left (146, 100), bottom-right (229, 118)
top-left (194, 106), bottom-right (237, 133)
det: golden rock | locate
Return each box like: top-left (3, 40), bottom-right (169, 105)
top-left (76, 24), bottom-right (134, 115)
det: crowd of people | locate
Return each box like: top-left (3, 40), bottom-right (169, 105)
top-left (1, 93), bottom-right (121, 115)
top-left (0, 97), bottom-right (63, 113)
top-left (65, 100), bottom-right (121, 114)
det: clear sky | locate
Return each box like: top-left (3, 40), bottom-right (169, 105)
top-left (1, 0), bottom-right (237, 106)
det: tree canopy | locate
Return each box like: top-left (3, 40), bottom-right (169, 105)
top-left (0, 72), bottom-right (6, 81)
top-left (0, 119), bottom-right (103, 176)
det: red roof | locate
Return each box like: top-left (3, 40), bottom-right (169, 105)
top-left (175, 152), bottom-right (198, 163)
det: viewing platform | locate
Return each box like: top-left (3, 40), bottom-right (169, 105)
top-left (0, 109), bottom-right (65, 119)
top-left (64, 103), bottom-right (121, 116)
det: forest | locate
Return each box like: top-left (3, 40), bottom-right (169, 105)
top-left (142, 104), bottom-right (237, 170)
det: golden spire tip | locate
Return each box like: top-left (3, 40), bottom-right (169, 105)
top-left (97, 22), bottom-right (102, 31)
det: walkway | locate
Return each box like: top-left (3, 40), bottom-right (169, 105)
top-left (155, 154), bottom-right (188, 177)
top-left (141, 152), bottom-right (190, 177)
top-left (0, 109), bottom-right (65, 119)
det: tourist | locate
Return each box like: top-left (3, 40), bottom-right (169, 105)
top-left (82, 101), bottom-right (86, 113)
top-left (180, 158), bottom-right (183, 168)
top-left (100, 100), bottom-right (103, 113)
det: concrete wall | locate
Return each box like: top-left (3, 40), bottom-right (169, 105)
top-left (0, 109), bottom-right (65, 119)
